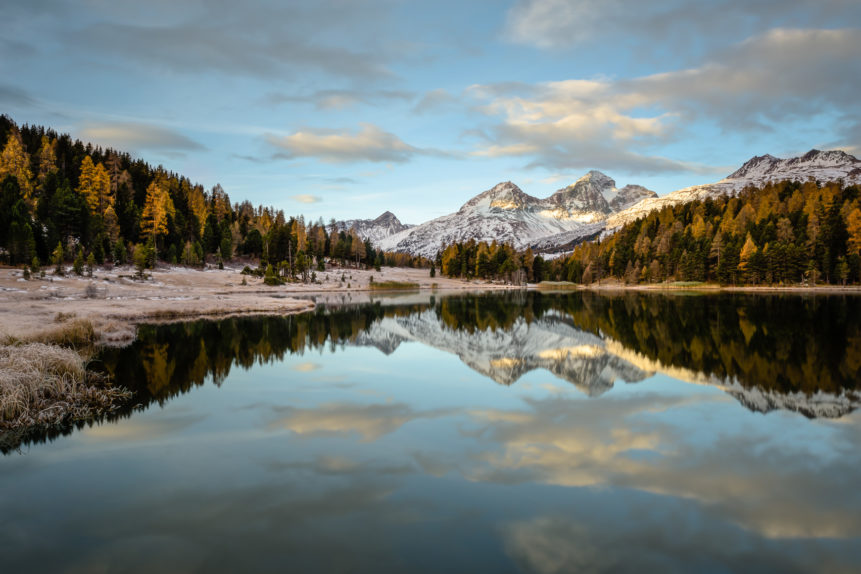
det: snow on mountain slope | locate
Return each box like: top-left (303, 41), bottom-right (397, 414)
top-left (605, 149), bottom-right (861, 232)
top-left (333, 211), bottom-right (413, 245)
top-left (369, 149), bottom-right (859, 256)
top-left (378, 174), bottom-right (657, 258)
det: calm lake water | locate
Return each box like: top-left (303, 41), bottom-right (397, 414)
top-left (2, 291), bottom-right (861, 573)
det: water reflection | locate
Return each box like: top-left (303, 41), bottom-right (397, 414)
top-left (2, 291), bottom-right (861, 572)
top-left (111, 291), bottom-right (860, 413)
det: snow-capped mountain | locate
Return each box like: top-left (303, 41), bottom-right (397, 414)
top-left (371, 149), bottom-right (859, 257)
top-left (377, 172), bottom-right (657, 258)
top-left (605, 149), bottom-right (861, 231)
top-left (333, 211), bottom-right (413, 245)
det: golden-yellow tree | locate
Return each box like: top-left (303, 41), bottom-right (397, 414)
top-left (37, 136), bottom-right (57, 186)
top-left (738, 232), bottom-right (758, 275)
top-left (77, 156), bottom-right (113, 215)
top-left (0, 131), bottom-right (34, 201)
top-left (141, 180), bottom-right (175, 252)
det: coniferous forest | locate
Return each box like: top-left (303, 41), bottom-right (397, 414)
top-left (438, 180), bottom-right (861, 286)
top-left (0, 117), bottom-right (427, 277)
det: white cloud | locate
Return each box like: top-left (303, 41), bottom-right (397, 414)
top-left (469, 27), bottom-right (861, 172)
top-left (267, 123), bottom-right (447, 164)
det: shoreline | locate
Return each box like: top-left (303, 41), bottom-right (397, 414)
top-left (537, 280), bottom-right (861, 295)
top-left (0, 263), bottom-right (486, 435)
top-left (0, 264), bottom-right (517, 347)
top-left (2, 264), bottom-right (857, 435)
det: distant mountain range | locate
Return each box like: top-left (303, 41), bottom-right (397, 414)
top-left (344, 149), bottom-right (861, 257)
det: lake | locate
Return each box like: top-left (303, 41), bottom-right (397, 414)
top-left (2, 290), bottom-right (861, 573)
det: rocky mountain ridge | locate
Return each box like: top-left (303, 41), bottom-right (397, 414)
top-left (605, 149), bottom-right (861, 232)
top-left (363, 149), bottom-right (860, 257)
top-left (377, 171), bottom-right (657, 258)
top-left (332, 211), bottom-right (413, 245)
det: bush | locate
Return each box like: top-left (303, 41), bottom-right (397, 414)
top-left (133, 243), bottom-right (153, 279)
top-left (263, 264), bottom-right (283, 286)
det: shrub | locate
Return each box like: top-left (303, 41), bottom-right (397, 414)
top-left (263, 264), bottom-right (283, 286)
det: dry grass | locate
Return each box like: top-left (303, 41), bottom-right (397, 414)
top-left (535, 281), bottom-right (580, 290)
top-left (369, 280), bottom-right (420, 290)
top-left (37, 319), bottom-right (97, 348)
top-left (0, 343), bottom-right (131, 430)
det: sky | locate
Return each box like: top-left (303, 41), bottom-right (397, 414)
top-left (1, 0), bottom-right (860, 223)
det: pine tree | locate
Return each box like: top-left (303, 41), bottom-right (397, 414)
top-left (846, 208), bottom-right (861, 255)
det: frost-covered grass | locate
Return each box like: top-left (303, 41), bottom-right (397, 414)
top-left (0, 343), bottom-right (131, 430)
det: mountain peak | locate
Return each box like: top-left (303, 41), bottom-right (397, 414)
top-left (578, 170), bottom-right (614, 184)
top-left (798, 149), bottom-right (857, 163)
top-left (730, 148), bottom-right (860, 180)
top-left (728, 154), bottom-right (781, 179)
top-left (373, 211), bottom-right (400, 224)
top-left (461, 181), bottom-right (535, 212)
top-left (548, 171), bottom-right (618, 214)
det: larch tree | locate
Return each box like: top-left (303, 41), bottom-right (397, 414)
top-left (141, 180), bottom-right (175, 258)
top-left (77, 156), bottom-right (113, 214)
top-left (36, 136), bottom-right (57, 186)
top-left (0, 131), bottom-right (33, 202)
top-left (738, 233), bottom-right (758, 272)
top-left (349, 229), bottom-right (365, 267)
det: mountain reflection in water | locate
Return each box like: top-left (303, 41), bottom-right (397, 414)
top-left (2, 291), bottom-right (861, 573)
top-left (103, 291), bottom-right (860, 418)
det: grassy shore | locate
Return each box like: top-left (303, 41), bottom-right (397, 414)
top-left (0, 264), bottom-right (516, 436)
top-left (0, 316), bottom-right (134, 436)
top-left (369, 280), bottom-right (420, 290)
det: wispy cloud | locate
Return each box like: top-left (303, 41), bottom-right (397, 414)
top-left (266, 89), bottom-right (414, 111)
top-left (0, 83), bottom-right (37, 108)
top-left (413, 88), bottom-right (457, 114)
top-left (504, 0), bottom-right (861, 53)
top-left (78, 121), bottom-right (206, 153)
top-left (60, 1), bottom-right (402, 81)
top-left (291, 194), bottom-right (322, 204)
top-left (267, 123), bottom-right (450, 164)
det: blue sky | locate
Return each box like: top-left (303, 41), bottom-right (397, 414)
top-left (1, 0), bottom-right (859, 223)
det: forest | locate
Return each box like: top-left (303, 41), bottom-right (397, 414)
top-left (438, 179), bottom-right (861, 286)
top-left (0, 117), bottom-right (426, 279)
